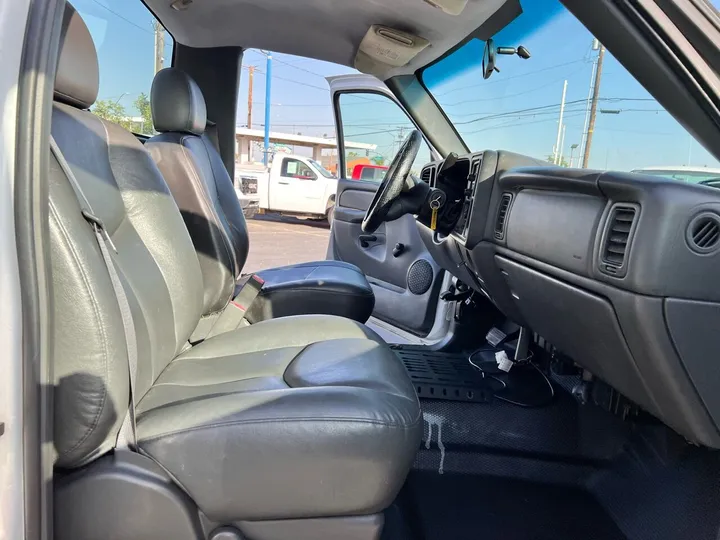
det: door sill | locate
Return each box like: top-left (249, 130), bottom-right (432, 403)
top-left (366, 316), bottom-right (453, 347)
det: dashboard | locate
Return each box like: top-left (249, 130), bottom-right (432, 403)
top-left (417, 151), bottom-right (720, 449)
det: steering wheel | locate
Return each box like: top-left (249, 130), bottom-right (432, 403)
top-left (361, 130), bottom-right (422, 233)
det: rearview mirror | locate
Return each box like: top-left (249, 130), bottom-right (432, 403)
top-left (482, 38), bottom-right (531, 79)
top-left (482, 39), bottom-right (497, 79)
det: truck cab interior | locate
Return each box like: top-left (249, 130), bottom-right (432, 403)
top-left (8, 0), bottom-right (720, 540)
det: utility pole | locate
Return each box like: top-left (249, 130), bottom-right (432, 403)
top-left (553, 80), bottom-right (568, 165)
top-left (579, 49), bottom-right (598, 162)
top-left (394, 126), bottom-right (407, 156)
top-left (569, 143), bottom-right (579, 167)
top-left (558, 124), bottom-right (567, 166)
top-left (153, 22), bottom-right (165, 74)
top-left (582, 43), bottom-right (605, 168)
top-left (247, 66), bottom-right (254, 162)
top-left (264, 53), bottom-right (272, 166)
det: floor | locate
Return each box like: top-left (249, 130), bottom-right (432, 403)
top-left (382, 378), bottom-right (720, 540)
top-left (244, 214), bottom-right (330, 273)
top-left (401, 471), bottom-right (625, 540)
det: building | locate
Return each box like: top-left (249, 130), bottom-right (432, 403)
top-left (235, 127), bottom-right (376, 165)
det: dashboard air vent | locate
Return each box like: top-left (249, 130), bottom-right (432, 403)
top-left (687, 213), bottom-right (720, 253)
top-left (494, 193), bottom-right (512, 240)
top-left (601, 205), bottom-right (637, 270)
top-left (420, 165), bottom-right (435, 185)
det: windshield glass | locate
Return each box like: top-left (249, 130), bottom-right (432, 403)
top-left (309, 159), bottom-right (335, 178)
top-left (632, 169), bottom-right (720, 184)
top-left (422, 0), bottom-right (720, 173)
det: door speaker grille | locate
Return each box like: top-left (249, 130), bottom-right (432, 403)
top-left (408, 259), bottom-right (433, 295)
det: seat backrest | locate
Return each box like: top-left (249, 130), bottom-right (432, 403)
top-left (50, 4), bottom-right (205, 468)
top-left (145, 69), bottom-right (250, 316)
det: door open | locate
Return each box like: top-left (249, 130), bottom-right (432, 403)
top-left (326, 74), bottom-right (445, 336)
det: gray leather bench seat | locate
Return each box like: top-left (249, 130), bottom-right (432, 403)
top-left (136, 315), bottom-right (420, 521)
top-left (50, 5), bottom-right (420, 538)
top-left (145, 69), bottom-right (374, 325)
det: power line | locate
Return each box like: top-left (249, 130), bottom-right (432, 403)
top-left (271, 75), bottom-right (329, 91)
top-left (273, 57), bottom-right (328, 78)
top-left (462, 111), bottom-right (588, 136)
top-left (453, 99), bottom-right (590, 126)
top-left (246, 49), bottom-right (330, 79)
top-left (432, 58), bottom-right (589, 97)
top-left (565, 121), bottom-right (675, 136)
top-left (441, 66), bottom-right (589, 108)
top-left (90, 0), bottom-right (153, 35)
top-left (243, 64), bottom-right (329, 92)
top-left (450, 97), bottom-right (659, 126)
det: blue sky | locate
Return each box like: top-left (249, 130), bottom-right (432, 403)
top-left (423, 0), bottom-right (720, 171)
top-left (73, 0), bottom-right (720, 172)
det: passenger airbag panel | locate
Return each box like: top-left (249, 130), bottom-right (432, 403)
top-left (506, 190), bottom-right (603, 275)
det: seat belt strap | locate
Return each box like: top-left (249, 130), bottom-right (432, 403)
top-left (233, 273), bottom-right (265, 314)
top-left (205, 274), bottom-right (265, 339)
top-left (50, 137), bottom-right (138, 450)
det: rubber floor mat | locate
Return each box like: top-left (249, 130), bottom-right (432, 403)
top-left (402, 471), bottom-right (627, 540)
top-left (392, 346), bottom-right (503, 403)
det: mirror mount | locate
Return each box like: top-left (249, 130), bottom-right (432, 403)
top-left (482, 39), bottom-right (531, 79)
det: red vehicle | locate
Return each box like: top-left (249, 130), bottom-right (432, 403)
top-left (351, 163), bottom-right (388, 181)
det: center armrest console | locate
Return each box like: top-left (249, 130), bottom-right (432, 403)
top-left (237, 260), bottom-right (375, 324)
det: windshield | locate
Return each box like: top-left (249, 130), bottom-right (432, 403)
top-left (632, 169), bottom-right (720, 184)
top-left (421, 0), bottom-right (720, 173)
top-left (308, 159), bottom-right (335, 178)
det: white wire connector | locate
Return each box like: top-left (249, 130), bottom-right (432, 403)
top-left (495, 350), bottom-right (514, 372)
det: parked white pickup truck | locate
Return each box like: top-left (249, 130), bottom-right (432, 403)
top-left (234, 154), bottom-right (338, 223)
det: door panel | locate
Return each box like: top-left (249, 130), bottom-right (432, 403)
top-left (326, 75), bottom-right (445, 335)
top-left (330, 178), bottom-right (444, 335)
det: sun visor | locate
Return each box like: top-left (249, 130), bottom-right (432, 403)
top-left (354, 26), bottom-right (429, 75)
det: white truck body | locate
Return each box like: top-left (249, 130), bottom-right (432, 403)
top-left (235, 154), bottom-right (337, 218)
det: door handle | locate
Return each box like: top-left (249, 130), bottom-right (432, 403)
top-left (278, 181), bottom-right (290, 185)
top-left (359, 234), bottom-right (377, 248)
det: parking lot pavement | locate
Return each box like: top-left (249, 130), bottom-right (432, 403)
top-left (244, 214), bottom-right (331, 274)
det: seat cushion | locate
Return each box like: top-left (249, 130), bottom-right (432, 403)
top-left (135, 315), bottom-right (421, 522)
top-left (240, 260), bottom-right (375, 324)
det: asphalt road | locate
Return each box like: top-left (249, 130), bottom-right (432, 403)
top-left (244, 214), bottom-right (331, 273)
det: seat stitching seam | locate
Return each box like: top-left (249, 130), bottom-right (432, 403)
top-left (260, 288), bottom-right (374, 297)
top-left (146, 375), bottom-right (283, 389)
top-left (282, 343), bottom-right (311, 387)
top-left (140, 414), bottom-right (423, 444)
top-left (50, 200), bottom-right (112, 456)
top-left (172, 339), bottom-right (361, 363)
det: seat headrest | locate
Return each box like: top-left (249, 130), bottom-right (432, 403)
top-left (54, 3), bottom-right (99, 109)
top-left (151, 68), bottom-right (207, 135)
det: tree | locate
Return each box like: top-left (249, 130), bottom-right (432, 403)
top-left (546, 154), bottom-right (569, 167)
top-left (371, 156), bottom-right (385, 166)
top-left (92, 99), bottom-right (132, 130)
top-left (134, 93), bottom-right (152, 134)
